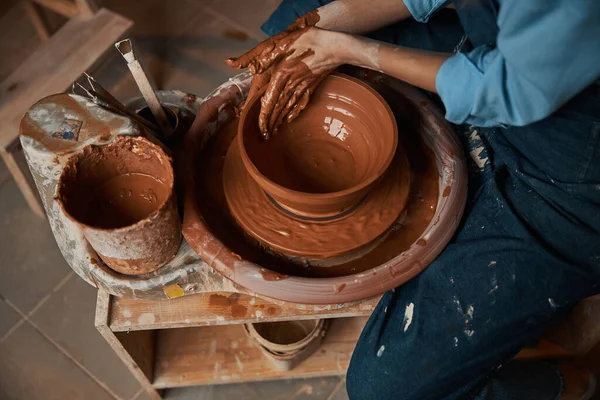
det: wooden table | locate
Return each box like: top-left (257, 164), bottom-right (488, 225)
top-left (95, 290), bottom-right (381, 399)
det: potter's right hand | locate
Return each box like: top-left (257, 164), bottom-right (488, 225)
top-left (226, 12), bottom-right (337, 137)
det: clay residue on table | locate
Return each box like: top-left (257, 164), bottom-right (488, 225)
top-left (20, 94), bottom-right (124, 154)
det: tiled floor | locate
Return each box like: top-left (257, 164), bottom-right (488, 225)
top-left (0, 0), bottom-right (348, 399)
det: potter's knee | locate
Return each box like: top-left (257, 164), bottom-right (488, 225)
top-left (261, 0), bottom-right (335, 36)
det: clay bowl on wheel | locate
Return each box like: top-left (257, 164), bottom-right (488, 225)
top-left (238, 73), bottom-right (398, 218)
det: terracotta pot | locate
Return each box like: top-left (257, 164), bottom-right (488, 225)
top-left (244, 319), bottom-right (328, 371)
top-left (56, 136), bottom-right (181, 275)
top-left (182, 70), bottom-right (468, 304)
top-left (238, 74), bottom-right (398, 218)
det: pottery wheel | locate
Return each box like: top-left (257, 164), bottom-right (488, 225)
top-left (222, 130), bottom-right (411, 259)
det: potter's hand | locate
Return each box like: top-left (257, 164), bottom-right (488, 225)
top-left (226, 11), bottom-right (319, 108)
top-left (227, 14), bottom-right (343, 136)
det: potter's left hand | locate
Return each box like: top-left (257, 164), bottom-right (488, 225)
top-left (227, 26), bottom-right (344, 137)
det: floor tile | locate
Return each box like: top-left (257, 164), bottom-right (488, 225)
top-left (0, 2), bottom-right (41, 82)
top-left (31, 276), bottom-right (141, 400)
top-left (0, 297), bottom-right (21, 339)
top-left (0, 179), bottom-right (70, 314)
top-left (158, 10), bottom-right (260, 96)
top-left (208, 0), bottom-right (281, 40)
top-left (0, 322), bottom-right (113, 400)
top-left (165, 377), bottom-right (341, 399)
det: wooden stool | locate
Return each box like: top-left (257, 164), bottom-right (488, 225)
top-left (0, 0), bottom-right (132, 216)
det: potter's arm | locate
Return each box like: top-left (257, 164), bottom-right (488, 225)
top-left (314, 0), bottom-right (413, 34)
top-left (340, 34), bottom-right (450, 93)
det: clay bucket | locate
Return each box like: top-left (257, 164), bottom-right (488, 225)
top-left (244, 319), bottom-right (328, 371)
top-left (239, 74), bottom-right (398, 218)
top-left (56, 135), bottom-right (181, 275)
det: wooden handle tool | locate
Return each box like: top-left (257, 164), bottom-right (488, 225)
top-left (115, 39), bottom-right (173, 137)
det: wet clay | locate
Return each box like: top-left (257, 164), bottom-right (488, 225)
top-left (195, 85), bottom-right (438, 277)
top-left (57, 136), bottom-right (181, 275)
top-left (226, 11), bottom-right (325, 136)
top-left (84, 173), bottom-right (169, 229)
top-left (224, 123), bottom-right (410, 258)
top-left (239, 74), bottom-right (398, 217)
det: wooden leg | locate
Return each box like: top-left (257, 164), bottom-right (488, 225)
top-left (95, 291), bottom-right (162, 400)
top-left (23, 1), bottom-right (50, 41)
top-left (0, 147), bottom-right (45, 218)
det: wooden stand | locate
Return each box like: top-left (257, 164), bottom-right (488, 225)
top-left (95, 291), bottom-right (379, 399)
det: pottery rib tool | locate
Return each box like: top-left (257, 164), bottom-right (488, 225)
top-left (115, 39), bottom-right (173, 137)
top-left (72, 77), bottom-right (160, 134)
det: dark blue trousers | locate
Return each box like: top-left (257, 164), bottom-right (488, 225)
top-left (263, 2), bottom-right (600, 399)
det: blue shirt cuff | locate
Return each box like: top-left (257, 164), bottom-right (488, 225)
top-left (436, 54), bottom-right (480, 125)
top-left (402, 0), bottom-right (450, 22)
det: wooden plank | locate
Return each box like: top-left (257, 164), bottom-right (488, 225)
top-left (0, 147), bottom-right (44, 217)
top-left (24, 2), bottom-right (51, 41)
top-left (31, 0), bottom-right (78, 18)
top-left (0, 8), bottom-right (133, 149)
top-left (152, 317), bottom-right (367, 388)
top-left (109, 292), bottom-right (380, 332)
top-left (149, 316), bottom-right (570, 389)
top-left (95, 291), bottom-right (162, 400)
top-left (75, 0), bottom-right (98, 16)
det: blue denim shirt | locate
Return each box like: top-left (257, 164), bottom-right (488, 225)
top-left (404, 0), bottom-right (600, 127)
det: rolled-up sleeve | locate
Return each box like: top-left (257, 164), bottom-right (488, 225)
top-left (436, 0), bottom-right (600, 127)
top-left (402, 0), bottom-right (451, 22)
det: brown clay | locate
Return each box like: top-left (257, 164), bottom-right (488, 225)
top-left (238, 74), bottom-right (398, 218)
top-left (223, 121), bottom-right (410, 258)
top-left (181, 69), bottom-right (468, 304)
top-left (57, 135), bottom-right (181, 275)
top-left (226, 11), bottom-right (324, 136)
top-left (84, 173), bottom-right (169, 229)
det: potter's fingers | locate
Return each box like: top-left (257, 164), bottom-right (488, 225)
top-left (247, 71), bottom-right (271, 103)
top-left (287, 74), bottom-right (328, 123)
top-left (226, 38), bottom-right (276, 70)
top-left (286, 78), bottom-right (321, 122)
top-left (259, 70), bottom-right (290, 134)
top-left (282, 77), bottom-right (312, 115)
top-left (267, 75), bottom-right (306, 133)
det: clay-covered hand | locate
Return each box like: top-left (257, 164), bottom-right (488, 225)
top-left (226, 13), bottom-right (344, 137)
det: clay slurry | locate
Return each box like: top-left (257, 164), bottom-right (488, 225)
top-left (84, 173), bottom-right (169, 229)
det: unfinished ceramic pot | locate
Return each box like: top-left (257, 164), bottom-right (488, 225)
top-left (56, 135), bottom-right (181, 275)
top-left (244, 319), bottom-right (328, 371)
top-left (182, 69), bottom-right (468, 304)
top-left (238, 74), bottom-right (398, 218)
top-left (223, 131), bottom-right (411, 259)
